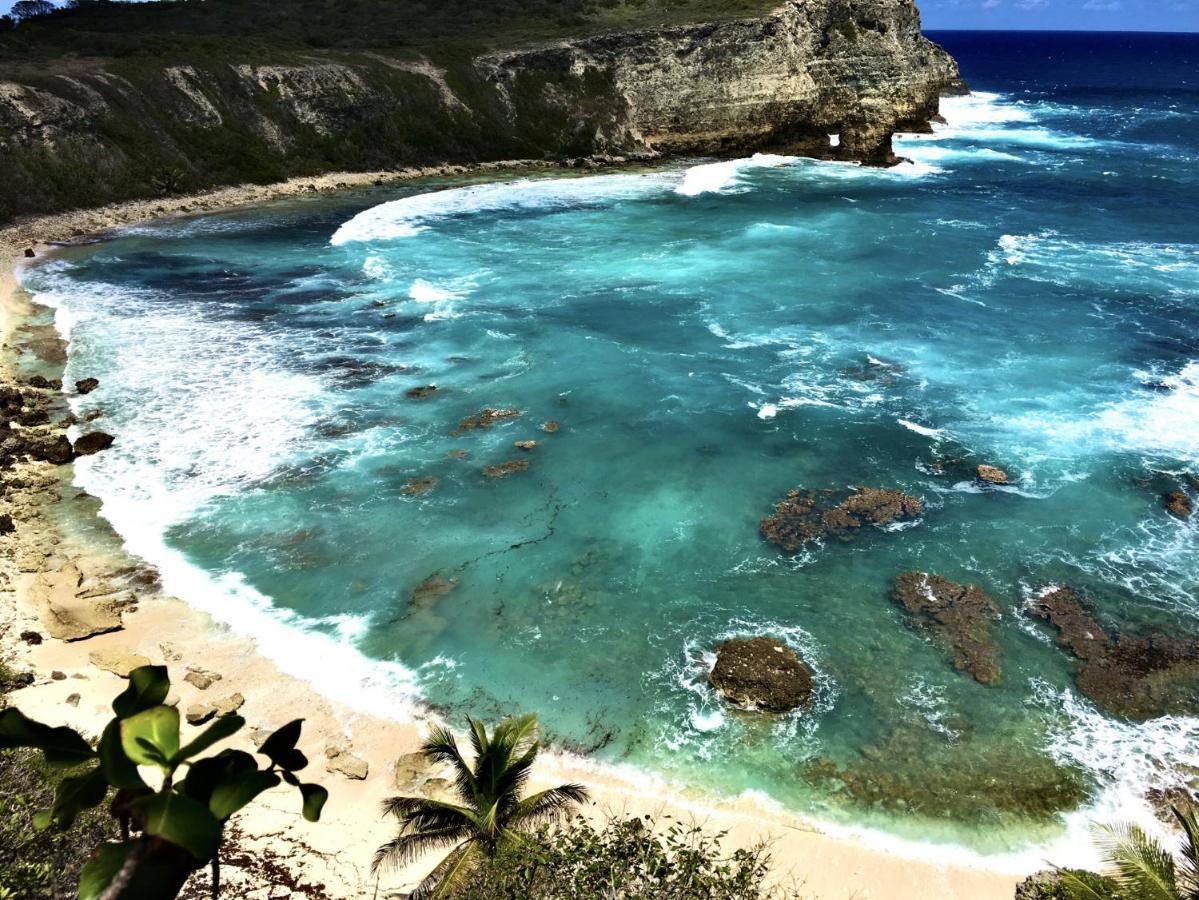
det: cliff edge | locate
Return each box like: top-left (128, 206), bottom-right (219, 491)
top-left (0, 0), bottom-right (963, 222)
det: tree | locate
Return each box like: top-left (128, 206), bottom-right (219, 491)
top-left (1056, 806), bottom-right (1199, 899)
top-left (373, 714), bottom-right (589, 899)
top-left (11, 0), bottom-right (55, 21)
top-left (0, 665), bottom-right (328, 900)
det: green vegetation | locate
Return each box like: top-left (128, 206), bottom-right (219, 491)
top-left (0, 665), bottom-right (326, 900)
top-left (0, 0), bottom-right (783, 60)
top-left (374, 714), bottom-right (589, 899)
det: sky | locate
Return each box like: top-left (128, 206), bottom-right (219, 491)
top-left (1, 0), bottom-right (1196, 30)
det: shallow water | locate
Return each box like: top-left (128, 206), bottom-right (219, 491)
top-left (21, 31), bottom-right (1199, 858)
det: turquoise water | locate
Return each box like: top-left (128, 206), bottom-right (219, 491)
top-left (21, 35), bottom-right (1199, 857)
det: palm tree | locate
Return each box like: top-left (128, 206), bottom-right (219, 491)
top-left (1059, 806), bottom-right (1199, 899)
top-left (373, 714), bottom-right (589, 899)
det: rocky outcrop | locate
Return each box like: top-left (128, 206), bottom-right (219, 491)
top-left (1165, 490), bottom-right (1193, 519)
top-left (761, 486), bottom-right (922, 551)
top-left (709, 636), bottom-right (814, 712)
top-left (0, 0), bottom-right (961, 220)
top-left (890, 571), bottom-right (1001, 684)
top-left (1027, 586), bottom-right (1199, 720)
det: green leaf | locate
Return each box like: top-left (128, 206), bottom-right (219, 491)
top-left (32, 809), bottom-right (52, 830)
top-left (181, 750), bottom-right (258, 807)
top-left (258, 718), bottom-right (308, 770)
top-left (78, 841), bottom-right (136, 900)
top-left (133, 790), bottom-right (222, 861)
top-left (49, 765), bottom-right (109, 828)
top-left (100, 720), bottom-right (147, 791)
top-left (112, 666), bottom-right (170, 719)
top-left (173, 714), bottom-right (243, 765)
top-left (299, 782), bottom-right (328, 822)
top-left (0, 707), bottom-right (96, 766)
top-left (209, 770), bottom-right (280, 820)
top-left (120, 706), bottom-right (180, 769)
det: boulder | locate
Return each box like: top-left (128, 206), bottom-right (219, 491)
top-left (326, 745), bottom-right (369, 780)
top-left (30, 435), bottom-right (74, 465)
top-left (709, 636), bottom-right (813, 712)
top-left (34, 564), bottom-right (126, 641)
top-left (482, 459), bottom-right (529, 479)
top-left (24, 247), bottom-right (35, 258)
top-left (186, 692), bottom-right (244, 725)
top-left (890, 572), bottom-right (1001, 685)
top-left (455, 407), bottom-right (520, 433)
top-left (186, 704), bottom-right (216, 726)
top-left (404, 385), bottom-right (438, 399)
top-left (75, 378), bottom-right (100, 395)
top-left (0, 514), bottom-right (14, 535)
top-left (19, 630), bottom-right (42, 645)
top-left (89, 647), bottom-right (152, 677)
top-left (1165, 491), bottom-right (1193, 520)
top-left (184, 667), bottom-right (222, 690)
top-left (73, 432), bottom-right (114, 456)
top-left (541, 421), bottom-right (560, 433)
top-left (761, 487), bottom-right (922, 552)
top-left (514, 440), bottom-right (538, 451)
top-left (976, 465), bottom-right (1008, 485)
top-left (393, 751), bottom-right (436, 790)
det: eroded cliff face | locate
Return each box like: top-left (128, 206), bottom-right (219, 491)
top-left (0, 0), bottom-right (962, 221)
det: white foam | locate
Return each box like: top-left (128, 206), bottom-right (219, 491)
top-left (675, 153), bottom-right (799, 197)
top-left (331, 172), bottom-right (672, 244)
top-left (898, 418), bottom-right (944, 438)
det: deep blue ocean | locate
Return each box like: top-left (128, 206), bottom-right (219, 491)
top-left (20, 31), bottom-right (1199, 859)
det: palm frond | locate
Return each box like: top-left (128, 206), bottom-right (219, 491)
top-left (510, 783), bottom-right (590, 829)
top-left (493, 744), bottom-right (538, 815)
top-left (413, 841), bottom-right (482, 900)
top-left (371, 828), bottom-right (471, 873)
top-left (1096, 822), bottom-right (1178, 900)
top-left (1172, 806), bottom-right (1199, 899)
top-left (422, 725), bottom-right (477, 804)
top-left (380, 795), bottom-right (474, 825)
top-left (1055, 867), bottom-right (1122, 900)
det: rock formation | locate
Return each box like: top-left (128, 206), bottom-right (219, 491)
top-left (709, 636), bottom-right (814, 712)
top-left (482, 459), bottom-right (529, 479)
top-left (760, 486), bottom-right (923, 551)
top-left (976, 464), bottom-right (1008, 485)
top-left (0, 0), bottom-right (962, 220)
top-left (1165, 490), bottom-right (1193, 519)
top-left (455, 408), bottom-right (521, 433)
top-left (1027, 586), bottom-right (1199, 720)
top-left (890, 571), bottom-right (1002, 685)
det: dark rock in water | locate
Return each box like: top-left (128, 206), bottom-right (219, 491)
top-left (760, 486), bottom-right (922, 552)
top-left (1164, 491), bottom-right (1193, 519)
top-left (26, 375), bottom-right (56, 389)
top-left (24, 248), bottom-right (35, 258)
top-left (0, 514), bottom-right (13, 534)
top-left (456, 407), bottom-right (520, 433)
top-left (32, 434), bottom-right (75, 465)
top-left (482, 459), bottom-right (529, 479)
top-left (73, 431), bottom-right (114, 456)
top-left (400, 475), bottom-right (439, 497)
top-left (709, 636), bottom-right (813, 712)
top-left (75, 377), bottom-right (99, 394)
top-left (976, 464), bottom-right (1008, 485)
top-left (447, 449), bottom-right (469, 460)
top-left (405, 385), bottom-right (438, 399)
top-left (1145, 785), bottom-right (1199, 825)
top-left (1027, 587), bottom-right (1108, 661)
top-left (541, 420), bottom-right (560, 433)
top-left (1027, 585), bottom-right (1199, 720)
top-left (411, 574), bottom-right (459, 610)
top-left (890, 571), bottom-right (1001, 685)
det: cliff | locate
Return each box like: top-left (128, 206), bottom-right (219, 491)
top-left (0, 0), bottom-right (963, 222)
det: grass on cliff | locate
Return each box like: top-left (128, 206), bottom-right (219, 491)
top-left (0, 0), bottom-right (785, 62)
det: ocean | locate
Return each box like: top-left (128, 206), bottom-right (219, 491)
top-left (19, 30), bottom-right (1199, 861)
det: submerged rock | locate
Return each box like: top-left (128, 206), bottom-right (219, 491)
top-left (760, 486), bottom-right (922, 552)
top-left (514, 440), bottom-right (538, 451)
top-left (1164, 491), bottom-right (1193, 519)
top-left (411, 574), bottom-right (459, 610)
top-left (976, 464), bottom-right (1009, 485)
top-left (541, 421), bottom-right (560, 433)
top-left (1027, 586), bottom-right (1199, 720)
top-left (404, 384), bottom-right (438, 399)
top-left (482, 459), bottom-right (529, 479)
top-left (401, 475), bottom-right (440, 497)
top-left (890, 572), bottom-right (1002, 685)
top-left (709, 636), bottom-right (813, 712)
top-left (73, 431), bottom-right (114, 456)
top-left (75, 377), bottom-right (100, 395)
top-left (455, 407), bottom-right (520, 433)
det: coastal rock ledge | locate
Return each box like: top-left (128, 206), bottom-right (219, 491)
top-left (0, 0), bottom-right (964, 219)
top-left (709, 636), bottom-right (814, 712)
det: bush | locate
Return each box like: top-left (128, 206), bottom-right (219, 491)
top-left (458, 814), bottom-right (798, 899)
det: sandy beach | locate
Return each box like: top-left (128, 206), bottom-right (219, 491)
top-left (0, 173), bottom-right (1022, 900)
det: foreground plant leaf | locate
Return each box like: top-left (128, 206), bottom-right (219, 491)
top-left (120, 706), bottom-right (180, 768)
top-left (0, 707), bottom-right (97, 766)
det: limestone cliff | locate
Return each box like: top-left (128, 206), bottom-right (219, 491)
top-left (0, 0), bottom-right (962, 222)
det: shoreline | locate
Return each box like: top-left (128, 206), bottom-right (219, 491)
top-left (0, 170), bottom-right (1023, 899)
